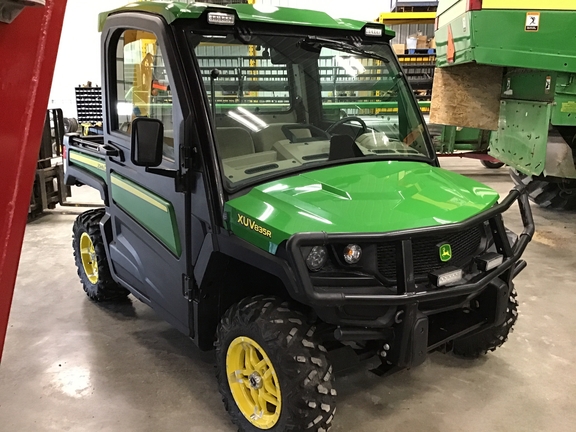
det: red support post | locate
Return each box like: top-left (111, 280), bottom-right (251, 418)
top-left (0, 0), bottom-right (67, 360)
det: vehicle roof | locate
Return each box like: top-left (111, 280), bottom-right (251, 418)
top-left (98, 1), bottom-right (394, 36)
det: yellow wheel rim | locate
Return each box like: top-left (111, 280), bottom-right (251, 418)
top-left (226, 336), bottom-right (282, 429)
top-left (80, 232), bottom-right (99, 284)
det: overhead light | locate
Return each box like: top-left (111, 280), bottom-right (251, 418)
top-left (476, 253), bottom-right (504, 272)
top-left (429, 267), bottom-right (463, 287)
top-left (365, 27), bottom-right (383, 37)
top-left (207, 11), bottom-right (235, 26)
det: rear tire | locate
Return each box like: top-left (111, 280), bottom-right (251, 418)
top-left (513, 171), bottom-right (576, 210)
top-left (215, 296), bottom-right (336, 432)
top-left (72, 209), bottom-right (129, 301)
top-left (452, 288), bottom-right (518, 359)
top-left (481, 160), bottom-right (505, 169)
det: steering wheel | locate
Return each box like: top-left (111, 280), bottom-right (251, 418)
top-left (326, 116), bottom-right (368, 136)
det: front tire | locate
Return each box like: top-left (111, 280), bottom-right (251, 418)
top-left (452, 288), bottom-right (518, 358)
top-left (72, 209), bottom-right (129, 301)
top-left (215, 296), bottom-right (336, 432)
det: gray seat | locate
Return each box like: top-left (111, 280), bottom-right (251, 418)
top-left (216, 127), bottom-right (256, 159)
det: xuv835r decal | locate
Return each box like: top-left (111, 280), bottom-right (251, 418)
top-left (237, 214), bottom-right (272, 238)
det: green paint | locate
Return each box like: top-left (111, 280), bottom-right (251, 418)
top-left (550, 73), bottom-right (576, 126)
top-left (435, 11), bottom-right (475, 67)
top-left (436, 9), bottom-right (576, 72)
top-left (110, 173), bottom-right (181, 256)
top-left (99, 2), bottom-right (204, 31)
top-left (435, 3), bottom-right (576, 179)
top-left (68, 150), bottom-right (107, 180)
top-left (438, 126), bottom-right (490, 154)
top-left (231, 4), bottom-right (393, 36)
top-left (556, 73), bottom-right (576, 97)
top-left (439, 244), bottom-right (453, 262)
top-left (501, 70), bottom-right (556, 102)
top-left (99, 2), bottom-right (393, 37)
top-left (226, 161), bottom-right (499, 252)
top-left (489, 100), bottom-right (551, 176)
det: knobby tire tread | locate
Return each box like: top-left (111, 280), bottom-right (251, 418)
top-left (215, 296), bottom-right (336, 432)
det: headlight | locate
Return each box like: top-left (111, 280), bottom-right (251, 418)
top-left (343, 244), bottom-right (362, 264)
top-left (306, 246), bottom-right (328, 271)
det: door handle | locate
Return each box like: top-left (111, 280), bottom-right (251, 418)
top-left (98, 143), bottom-right (124, 161)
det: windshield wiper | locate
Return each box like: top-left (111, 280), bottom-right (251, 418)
top-left (303, 37), bottom-right (389, 63)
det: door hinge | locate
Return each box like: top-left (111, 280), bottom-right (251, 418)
top-left (183, 274), bottom-right (194, 301)
top-left (180, 145), bottom-right (195, 170)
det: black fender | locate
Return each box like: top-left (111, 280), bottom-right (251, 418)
top-left (64, 165), bottom-right (109, 205)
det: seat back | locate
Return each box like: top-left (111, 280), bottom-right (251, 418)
top-left (216, 127), bottom-right (256, 159)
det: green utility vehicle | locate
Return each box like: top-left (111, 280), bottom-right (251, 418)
top-left (434, 0), bottom-right (576, 209)
top-left (65, 2), bottom-right (533, 431)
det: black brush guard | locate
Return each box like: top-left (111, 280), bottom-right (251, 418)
top-left (286, 186), bottom-right (534, 368)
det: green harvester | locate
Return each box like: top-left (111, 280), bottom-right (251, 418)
top-left (434, 0), bottom-right (576, 209)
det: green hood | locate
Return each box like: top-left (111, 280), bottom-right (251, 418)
top-left (225, 161), bottom-right (499, 252)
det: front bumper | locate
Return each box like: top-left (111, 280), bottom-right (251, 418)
top-left (287, 185), bottom-right (534, 308)
top-left (287, 185), bottom-right (533, 368)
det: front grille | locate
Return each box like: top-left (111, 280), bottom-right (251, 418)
top-left (376, 225), bottom-right (484, 282)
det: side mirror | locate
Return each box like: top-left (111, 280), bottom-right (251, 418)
top-left (131, 118), bottom-right (164, 167)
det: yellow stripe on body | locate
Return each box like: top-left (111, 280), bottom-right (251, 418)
top-left (69, 152), bottom-right (106, 171)
top-left (111, 176), bottom-right (168, 212)
top-left (482, 0), bottom-right (576, 10)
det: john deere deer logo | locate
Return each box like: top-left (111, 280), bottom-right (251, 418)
top-left (439, 244), bottom-right (452, 262)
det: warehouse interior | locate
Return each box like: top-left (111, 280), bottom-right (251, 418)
top-left (1, 1), bottom-right (575, 431)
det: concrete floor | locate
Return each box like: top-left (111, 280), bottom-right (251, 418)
top-left (1, 158), bottom-right (576, 432)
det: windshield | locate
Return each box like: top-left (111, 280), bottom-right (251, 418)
top-left (188, 32), bottom-right (433, 191)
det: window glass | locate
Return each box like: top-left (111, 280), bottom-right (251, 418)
top-left (115, 30), bottom-right (175, 159)
top-left (195, 36), bottom-right (292, 116)
top-left (189, 32), bottom-right (432, 191)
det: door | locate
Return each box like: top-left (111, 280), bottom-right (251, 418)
top-left (103, 24), bottom-right (190, 334)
